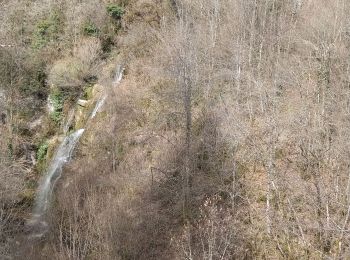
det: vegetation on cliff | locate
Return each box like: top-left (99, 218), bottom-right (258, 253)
top-left (2, 0), bottom-right (350, 259)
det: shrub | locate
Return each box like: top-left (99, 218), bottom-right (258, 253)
top-left (32, 10), bottom-right (62, 49)
top-left (48, 58), bottom-right (83, 88)
top-left (49, 88), bottom-right (64, 123)
top-left (48, 39), bottom-right (102, 89)
top-left (106, 4), bottom-right (124, 19)
top-left (83, 21), bottom-right (100, 36)
top-left (37, 141), bottom-right (49, 161)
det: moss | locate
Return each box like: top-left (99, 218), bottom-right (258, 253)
top-left (36, 140), bottom-right (49, 174)
top-left (46, 138), bottom-right (59, 160)
top-left (83, 85), bottom-right (94, 100)
top-left (257, 194), bottom-right (267, 203)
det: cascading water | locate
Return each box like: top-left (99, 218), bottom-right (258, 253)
top-left (90, 65), bottom-right (124, 119)
top-left (113, 65), bottom-right (125, 85)
top-left (29, 129), bottom-right (85, 236)
top-left (90, 95), bottom-right (107, 119)
top-left (29, 64), bottom-right (124, 237)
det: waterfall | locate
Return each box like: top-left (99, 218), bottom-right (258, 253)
top-left (90, 65), bottom-right (124, 119)
top-left (90, 95), bottom-right (107, 119)
top-left (29, 129), bottom-right (85, 236)
top-left (113, 65), bottom-right (125, 85)
top-left (29, 64), bottom-right (124, 237)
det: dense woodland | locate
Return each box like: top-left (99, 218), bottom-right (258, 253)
top-left (2, 0), bottom-right (350, 259)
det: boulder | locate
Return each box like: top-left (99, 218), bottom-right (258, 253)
top-left (77, 99), bottom-right (89, 107)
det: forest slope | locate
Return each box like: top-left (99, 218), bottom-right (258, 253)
top-left (2, 0), bottom-right (350, 259)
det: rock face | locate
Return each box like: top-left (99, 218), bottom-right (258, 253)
top-left (91, 84), bottom-right (104, 98)
top-left (77, 99), bottom-right (89, 107)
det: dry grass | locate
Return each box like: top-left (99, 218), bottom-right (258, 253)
top-left (48, 38), bottom-right (102, 89)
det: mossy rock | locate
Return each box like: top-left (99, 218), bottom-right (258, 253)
top-left (83, 86), bottom-right (94, 100)
top-left (36, 136), bottom-right (60, 173)
top-left (46, 136), bottom-right (60, 160)
top-left (74, 106), bottom-right (88, 130)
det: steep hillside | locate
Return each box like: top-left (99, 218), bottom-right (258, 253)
top-left (2, 0), bottom-right (350, 259)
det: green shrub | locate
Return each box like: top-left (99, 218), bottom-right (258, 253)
top-left (32, 10), bottom-right (62, 49)
top-left (37, 141), bottom-right (49, 161)
top-left (106, 4), bottom-right (125, 19)
top-left (49, 88), bottom-right (64, 124)
top-left (83, 21), bottom-right (100, 36)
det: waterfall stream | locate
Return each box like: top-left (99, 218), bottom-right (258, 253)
top-left (29, 129), bottom-right (85, 236)
top-left (29, 65), bottom-right (124, 237)
top-left (90, 65), bottom-right (124, 119)
top-left (90, 95), bottom-right (107, 119)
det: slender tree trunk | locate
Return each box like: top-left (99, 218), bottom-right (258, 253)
top-left (183, 69), bottom-right (192, 219)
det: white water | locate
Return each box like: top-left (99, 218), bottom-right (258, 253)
top-left (90, 95), bottom-right (107, 119)
top-left (90, 65), bottom-right (124, 119)
top-left (29, 64), bottom-right (124, 236)
top-left (113, 65), bottom-right (125, 85)
top-left (30, 129), bottom-right (85, 234)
